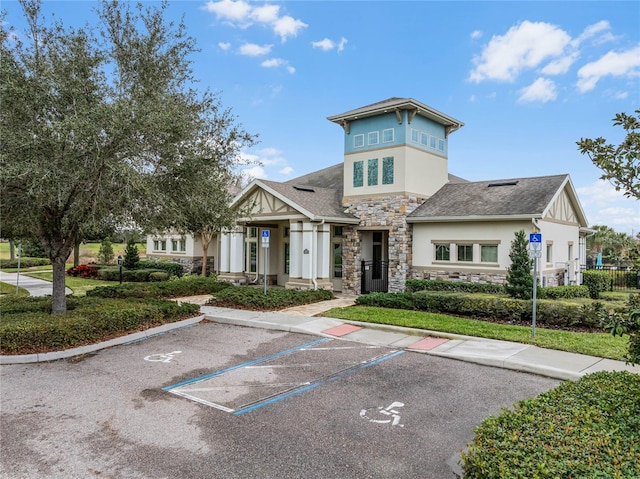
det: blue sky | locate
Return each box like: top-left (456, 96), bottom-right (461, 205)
top-left (4, 0), bottom-right (639, 235)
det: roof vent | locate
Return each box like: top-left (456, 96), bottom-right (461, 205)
top-left (488, 181), bottom-right (519, 187)
top-left (293, 185), bottom-right (315, 192)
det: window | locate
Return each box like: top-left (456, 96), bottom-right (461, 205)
top-left (249, 242), bottom-right (257, 273)
top-left (354, 134), bottom-right (364, 148)
top-left (334, 226), bottom-right (343, 237)
top-left (248, 227), bottom-right (257, 238)
top-left (435, 244), bottom-right (450, 261)
top-left (368, 158), bottom-right (378, 186)
top-left (160, 240), bottom-right (166, 251)
top-left (284, 227), bottom-right (290, 237)
top-left (430, 136), bottom-right (436, 148)
top-left (411, 129), bottom-right (419, 142)
top-left (420, 132), bottom-right (428, 146)
top-left (179, 239), bottom-right (186, 252)
top-left (481, 245), bottom-right (498, 263)
top-left (546, 244), bottom-right (553, 263)
top-left (438, 139), bottom-right (445, 151)
top-left (333, 243), bottom-right (342, 278)
top-left (284, 243), bottom-right (290, 274)
top-left (382, 157), bottom-right (394, 185)
top-left (353, 161), bottom-right (364, 187)
top-left (382, 128), bottom-right (394, 143)
top-left (172, 239), bottom-right (178, 251)
top-left (368, 131), bottom-right (379, 145)
top-left (568, 243), bottom-right (573, 261)
top-left (458, 244), bottom-right (473, 262)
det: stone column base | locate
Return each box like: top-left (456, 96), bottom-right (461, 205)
top-left (285, 278), bottom-right (333, 291)
top-left (218, 272), bottom-right (248, 285)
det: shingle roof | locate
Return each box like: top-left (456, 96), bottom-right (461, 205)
top-left (408, 174), bottom-right (569, 219)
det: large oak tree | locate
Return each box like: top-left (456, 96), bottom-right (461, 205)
top-left (1, 0), bottom-right (255, 313)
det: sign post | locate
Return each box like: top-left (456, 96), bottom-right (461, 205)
top-left (261, 230), bottom-right (270, 295)
top-left (529, 233), bottom-right (542, 338)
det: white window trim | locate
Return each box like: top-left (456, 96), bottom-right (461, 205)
top-left (382, 128), bottom-right (394, 143)
top-left (368, 131), bottom-right (379, 145)
top-left (354, 134), bottom-right (364, 148)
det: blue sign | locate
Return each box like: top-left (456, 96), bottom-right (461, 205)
top-left (529, 233), bottom-right (542, 243)
top-left (262, 230), bottom-right (270, 238)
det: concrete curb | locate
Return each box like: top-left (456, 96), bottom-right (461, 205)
top-left (0, 315), bottom-right (205, 365)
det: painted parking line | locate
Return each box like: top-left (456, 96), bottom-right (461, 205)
top-left (163, 338), bottom-right (404, 415)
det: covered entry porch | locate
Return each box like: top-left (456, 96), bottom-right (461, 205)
top-left (216, 179), bottom-right (359, 291)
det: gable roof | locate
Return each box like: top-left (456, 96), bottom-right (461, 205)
top-left (327, 97), bottom-right (464, 135)
top-left (407, 174), bottom-right (588, 225)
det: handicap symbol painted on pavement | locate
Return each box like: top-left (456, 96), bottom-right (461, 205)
top-left (144, 351), bottom-right (182, 363)
top-left (360, 401), bottom-right (404, 427)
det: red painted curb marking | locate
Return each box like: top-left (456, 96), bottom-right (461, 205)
top-left (323, 324), bottom-right (363, 337)
top-left (409, 337), bottom-right (449, 351)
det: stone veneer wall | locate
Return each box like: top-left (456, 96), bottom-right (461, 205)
top-left (409, 268), bottom-right (565, 287)
top-left (146, 255), bottom-right (215, 275)
top-left (342, 194), bottom-right (426, 294)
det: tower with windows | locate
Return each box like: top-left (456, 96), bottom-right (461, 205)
top-left (328, 98), bottom-right (464, 293)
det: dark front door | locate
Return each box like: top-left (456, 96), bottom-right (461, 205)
top-left (361, 260), bottom-right (389, 294)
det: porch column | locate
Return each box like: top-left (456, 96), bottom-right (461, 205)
top-left (229, 226), bottom-right (244, 274)
top-left (301, 221), bottom-right (314, 281)
top-left (219, 230), bottom-right (231, 274)
top-left (316, 223), bottom-right (330, 279)
top-left (289, 221), bottom-right (302, 279)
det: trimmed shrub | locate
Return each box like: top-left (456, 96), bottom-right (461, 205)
top-left (123, 238), bottom-right (140, 269)
top-left (357, 291), bottom-right (596, 329)
top-left (0, 257), bottom-right (51, 268)
top-left (461, 371), bottom-right (640, 479)
top-left (87, 275), bottom-right (231, 299)
top-left (537, 285), bottom-right (590, 300)
top-left (405, 279), bottom-right (505, 294)
top-left (136, 260), bottom-right (183, 277)
top-left (0, 295), bottom-right (79, 314)
top-left (505, 230), bottom-right (533, 299)
top-left (582, 270), bottom-right (613, 299)
top-left (97, 237), bottom-right (114, 265)
top-left (0, 297), bottom-right (199, 354)
top-left (208, 286), bottom-right (333, 310)
top-left (149, 271), bottom-right (170, 282)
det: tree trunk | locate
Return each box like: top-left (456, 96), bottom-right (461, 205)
top-left (73, 244), bottom-right (80, 267)
top-left (201, 233), bottom-right (212, 277)
top-left (51, 256), bottom-right (68, 314)
top-left (9, 239), bottom-right (15, 261)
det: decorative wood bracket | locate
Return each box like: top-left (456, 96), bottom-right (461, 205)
top-left (341, 120), bottom-right (350, 134)
top-left (408, 109), bottom-right (418, 124)
top-left (395, 109), bottom-right (403, 124)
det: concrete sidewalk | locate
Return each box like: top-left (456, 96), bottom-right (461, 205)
top-left (0, 270), bottom-right (73, 296)
top-left (198, 295), bottom-right (640, 381)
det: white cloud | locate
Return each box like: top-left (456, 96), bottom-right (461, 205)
top-left (576, 45), bottom-right (640, 92)
top-left (203, 0), bottom-right (251, 23)
top-left (279, 166), bottom-right (294, 176)
top-left (312, 37), bottom-right (347, 52)
top-left (238, 43), bottom-right (272, 56)
top-left (469, 21), bottom-right (571, 82)
top-left (204, 1), bottom-right (307, 42)
top-left (576, 180), bottom-right (640, 234)
top-left (541, 51), bottom-right (579, 75)
top-left (273, 15), bottom-right (307, 42)
top-left (517, 77), bottom-right (558, 103)
top-left (471, 30), bottom-right (482, 40)
top-left (261, 58), bottom-right (295, 74)
top-left (218, 42), bottom-right (231, 51)
top-left (242, 165), bottom-right (267, 180)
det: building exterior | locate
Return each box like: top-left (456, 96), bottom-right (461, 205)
top-left (147, 97), bottom-right (590, 292)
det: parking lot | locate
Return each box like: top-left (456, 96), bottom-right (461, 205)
top-left (1, 321), bottom-right (559, 478)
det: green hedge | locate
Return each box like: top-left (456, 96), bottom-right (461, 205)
top-left (0, 297), bottom-right (200, 354)
top-left (461, 371), bottom-right (640, 478)
top-left (208, 286), bottom-right (334, 310)
top-left (0, 257), bottom-right (51, 268)
top-left (136, 260), bottom-right (184, 277)
top-left (87, 275), bottom-right (231, 299)
top-left (405, 279), bottom-right (505, 294)
top-left (356, 291), bottom-right (602, 329)
top-left (582, 270), bottom-right (613, 299)
top-left (537, 285), bottom-right (590, 299)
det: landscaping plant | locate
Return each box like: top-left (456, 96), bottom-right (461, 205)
top-left (505, 230), bottom-right (533, 299)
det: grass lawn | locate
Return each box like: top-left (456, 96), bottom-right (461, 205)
top-left (24, 272), bottom-right (119, 296)
top-left (0, 241), bottom-right (146, 263)
top-left (0, 281), bottom-right (29, 297)
top-left (322, 306), bottom-right (629, 361)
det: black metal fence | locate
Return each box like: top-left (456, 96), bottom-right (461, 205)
top-left (582, 266), bottom-right (640, 290)
top-left (361, 260), bottom-right (388, 294)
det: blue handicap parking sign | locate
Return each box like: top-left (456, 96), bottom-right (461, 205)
top-left (529, 233), bottom-right (542, 243)
top-left (262, 230), bottom-right (270, 238)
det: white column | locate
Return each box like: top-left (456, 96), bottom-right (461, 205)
top-left (316, 223), bottom-right (330, 279)
top-left (220, 231), bottom-right (231, 273)
top-left (289, 221), bottom-right (302, 279)
top-left (301, 221), bottom-right (314, 280)
top-left (229, 227), bottom-right (244, 273)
